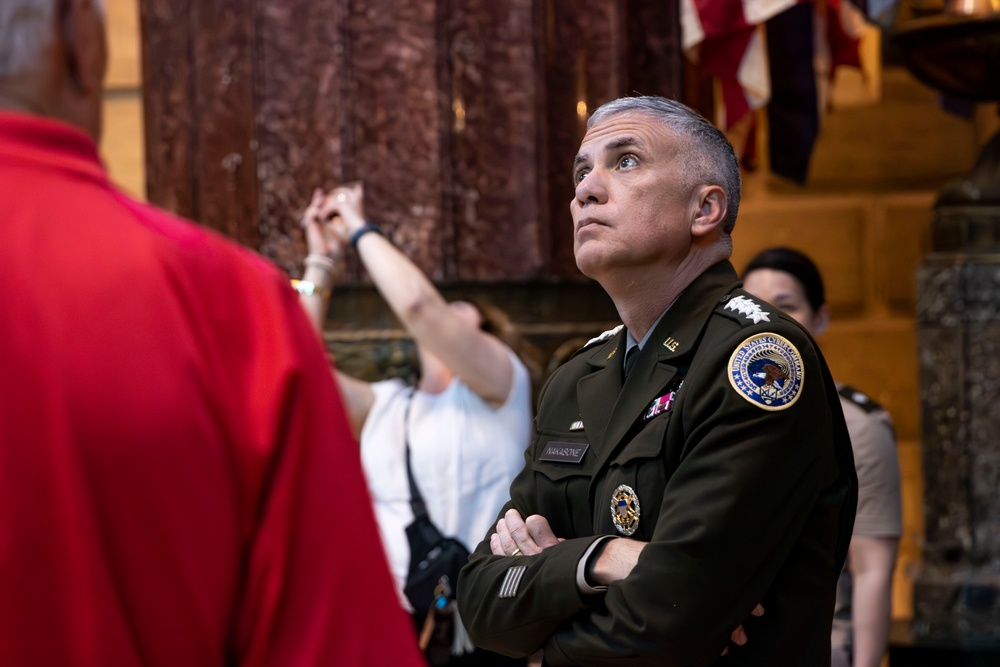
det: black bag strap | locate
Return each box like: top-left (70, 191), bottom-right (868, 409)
top-left (403, 388), bottom-right (430, 521)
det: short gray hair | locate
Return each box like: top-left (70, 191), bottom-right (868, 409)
top-left (0, 0), bottom-right (55, 78)
top-left (588, 96), bottom-right (741, 234)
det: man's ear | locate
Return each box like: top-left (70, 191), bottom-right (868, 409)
top-left (62, 0), bottom-right (106, 96)
top-left (691, 185), bottom-right (727, 238)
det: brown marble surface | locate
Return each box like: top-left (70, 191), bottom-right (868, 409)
top-left (140, 0), bottom-right (197, 219)
top-left (192, 0), bottom-right (258, 249)
top-left (255, 0), bottom-right (350, 276)
top-left (446, 0), bottom-right (546, 279)
top-left (140, 0), bottom-right (683, 284)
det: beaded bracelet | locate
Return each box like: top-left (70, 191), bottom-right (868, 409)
top-left (304, 253), bottom-right (337, 275)
top-left (350, 223), bottom-right (382, 249)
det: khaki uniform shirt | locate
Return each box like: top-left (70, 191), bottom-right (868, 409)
top-left (458, 261), bottom-right (858, 666)
top-left (831, 386), bottom-right (903, 651)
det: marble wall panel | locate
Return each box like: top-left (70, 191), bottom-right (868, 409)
top-left (963, 263), bottom-right (1000, 565)
top-left (141, 0), bottom-right (684, 282)
top-left (918, 258), bottom-right (964, 327)
top-left (445, 0), bottom-right (546, 279)
top-left (341, 0), bottom-right (447, 279)
top-left (140, 0), bottom-right (196, 217)
top-left (191, 0), bottom-right (258, 249)
top-left (544, 0), bottom-right (626, 277)
top-left (623, 0), bottom-right (683, 99)
top-left (255, 0), bottom-right (349, 275)
top-left (918, 324), bottom-right (971, 565)
top-left (918, 259), bottom-right (972, 565)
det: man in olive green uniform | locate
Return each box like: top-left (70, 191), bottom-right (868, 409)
top-left (456, 96), bottom-right (857, 666)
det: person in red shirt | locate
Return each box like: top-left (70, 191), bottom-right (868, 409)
top-left (0, 1), bottom-right (425, 665)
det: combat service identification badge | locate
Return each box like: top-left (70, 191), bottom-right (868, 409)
top-left (728, 333), bottom-right (804, 411)
top-left (611, 484), bottom-right (640, 536)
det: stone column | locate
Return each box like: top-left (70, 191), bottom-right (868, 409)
top-left (913, 128), bottom-right (1000, 645)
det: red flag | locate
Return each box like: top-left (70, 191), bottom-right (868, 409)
top-left (683, 0), bottom-right (873, 183)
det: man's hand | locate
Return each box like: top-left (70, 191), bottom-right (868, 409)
top-left (490, 509), bottom-right (562, 557)
top-left (721, 603), bottom-right (765, 656)
top-left (588, 537), bottom-right (645, 586)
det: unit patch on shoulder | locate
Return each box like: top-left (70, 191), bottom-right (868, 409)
top-left (728, 333), bottom-right (804, 411)
top-left (725, 295), bottom-right (771, 324)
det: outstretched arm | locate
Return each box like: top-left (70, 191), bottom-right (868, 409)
top-left (297, 188), bottom-right (374, 439)
top-left (319, 183), bottom-right (515, 407)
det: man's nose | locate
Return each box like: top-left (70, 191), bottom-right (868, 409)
top-left (574, 171), bottom-right (608, 207)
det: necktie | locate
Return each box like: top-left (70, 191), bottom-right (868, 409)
top-left (624, 346), bottom-right (639, 377)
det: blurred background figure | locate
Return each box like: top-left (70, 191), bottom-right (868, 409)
top-left (742, 247), bottom-right (902, 667)
top-left (0, 1), bottom-right (423, 666)
top-left (298, 182), bottom-right (538, 666)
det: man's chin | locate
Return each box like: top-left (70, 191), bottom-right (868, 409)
top-left (574, 248), bottom-right (605, 281)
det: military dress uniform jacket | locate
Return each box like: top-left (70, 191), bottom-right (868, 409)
top-left (457, 261), bottom-right (858, 666)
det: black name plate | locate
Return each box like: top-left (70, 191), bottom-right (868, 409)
top-left (539, 441), bottom-right (589, 464)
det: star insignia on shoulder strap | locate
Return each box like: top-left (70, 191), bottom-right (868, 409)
top-left (725, 295), bottom-right (771, 324)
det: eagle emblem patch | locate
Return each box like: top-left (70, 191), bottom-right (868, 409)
top-left (728, 333), bottom-right (804, 411)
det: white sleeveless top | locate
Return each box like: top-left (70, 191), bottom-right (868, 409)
top-left (359, 349), bottom-right (532, 609)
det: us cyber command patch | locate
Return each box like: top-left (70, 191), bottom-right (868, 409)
top-left (728, 333), bottom-right (804, 411)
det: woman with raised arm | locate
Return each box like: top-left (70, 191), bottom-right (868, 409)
top-left (297, 182), bottom-right (535, 667)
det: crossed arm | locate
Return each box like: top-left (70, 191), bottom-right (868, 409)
top-left (491, 509), bottom-right (761, 659)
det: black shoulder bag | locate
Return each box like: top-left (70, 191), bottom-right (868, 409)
top-left (401, 391), bottom-right (474, 664)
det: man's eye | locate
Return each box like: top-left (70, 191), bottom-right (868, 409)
top-left (575, 168), bottom-right (590, 183)
top-left (618, 155), bottom-right (637, 169)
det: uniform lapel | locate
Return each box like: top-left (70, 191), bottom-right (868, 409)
top-left (591, 261), bottom-right (742, 466)
top-left (576, 335), bottom-right (624, 453)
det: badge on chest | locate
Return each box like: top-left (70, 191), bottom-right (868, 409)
top-left (611, 484), bottom-right (641, 536)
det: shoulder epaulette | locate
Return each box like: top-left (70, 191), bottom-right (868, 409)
top-left (716, 292), bottom-right (772, 326)
top-left (582, 324), bottom-right (623, 350)
top-left (558, 324), bottom-right (623, 366)
top-left (838, 385), bottom-right (884, 414)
